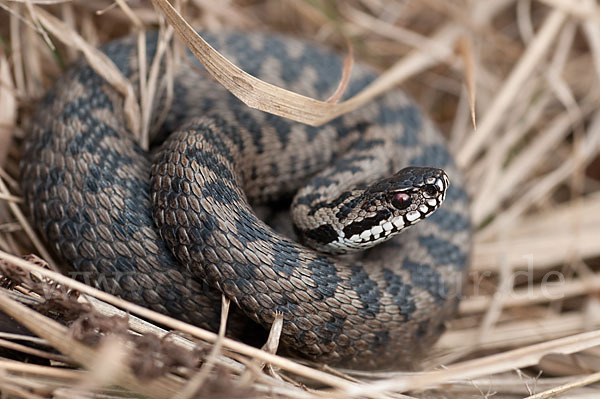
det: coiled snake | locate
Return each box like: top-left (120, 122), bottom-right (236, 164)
top-left (21, 31), bottom-right (471, 369)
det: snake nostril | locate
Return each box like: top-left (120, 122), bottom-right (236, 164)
top-left (424, 184), bottom-right (438, 197)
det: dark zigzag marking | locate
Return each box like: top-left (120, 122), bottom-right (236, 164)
top-left (382, 268), bottom-right (416, 322)
top-left (402, 259), bottom-right (448, 306)
top-left (418, 235), bottom-right (467, 267)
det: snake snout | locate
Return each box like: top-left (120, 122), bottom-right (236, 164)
top-left (385, 166), bottom-right (449, 223)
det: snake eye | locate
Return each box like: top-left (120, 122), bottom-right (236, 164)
top-left (423, 184), bottom-right (438, 197)
top-left (391, 192), bottom-right (411, 210)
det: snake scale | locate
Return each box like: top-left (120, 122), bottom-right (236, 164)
top-left (20, 31), bottom-right (471, 369)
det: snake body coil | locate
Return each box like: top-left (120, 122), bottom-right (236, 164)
top-left (21, 31), bottom-right (471, 369)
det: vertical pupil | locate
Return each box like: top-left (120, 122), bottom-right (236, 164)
top-left (392, 193), bottom-right (411, 209)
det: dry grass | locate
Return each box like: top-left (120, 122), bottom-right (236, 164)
top-left (0, 0), bottom-right (600, 398)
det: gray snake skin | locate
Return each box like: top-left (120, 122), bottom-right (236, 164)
top-left (20, 31), bottom-right (471, 369)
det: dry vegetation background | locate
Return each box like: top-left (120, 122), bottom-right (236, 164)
top-left (0, 0), bottom-right (600, 398)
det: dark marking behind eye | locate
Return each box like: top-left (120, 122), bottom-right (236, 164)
top-left (302, 224), bottom-right (338, 245)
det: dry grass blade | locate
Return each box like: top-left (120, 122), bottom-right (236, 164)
top-left (72, 337), bottom-right (130, 395)
top-left (0, 291), bottom-right (182, 397)
top-left (150, 0), bottom-right (346, 126)
top-left (479, 108), bottom-right (600, 240)
top-left (4, 1), bottom-right (72, 4)
top-left (472, 99), bottom-right (595, 225)
top-left (474, 192), bottom-right (600, 271)
top-left (174, 296), bottom-right (230, 399)
top-left (22, 0), bottom-right (53, 51)
top-left (0, 52), bottom-right (16, 166)
top-left (0, 359), bottom-right (83, 381)
top-left (582, 1), bottom-right (600, 81)
top-left (325, 44), bottom-right (353, 104)
top-left (0, 176), bottom-right (56, 269)
top-left (340, 3), bottom-right (453, 59)
top-left (459, 273), bottom-right (600, 313)
top-left (538, 0), bottom-right (600, 20)
top-left (439, 312), bottom-right (600, 354)
top-left (457, 8), bottom-right (568, 168)
top-left (455, 35), bottom-right (477, 129)
top-left (30, 5), bottom-right (141, 137)
top-left (524, 371), bottom-right (600, 399)
top-left (149, 0), bottom-right (467, 126)
top-left (0, 337), bottom-right (71, 362)
top-left (0, 250), bottom-right (356, 392)
top-left (262, 312), bottom-right (284, 356)
top-left (138, 27), bottom-right (175, 150)
top-left (352, 330), bottom-right (600, 395)
top-left (9, 3), bottom-right (26, 96)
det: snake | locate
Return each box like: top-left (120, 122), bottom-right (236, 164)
top-left (20, 31), bottom-right (471, 369)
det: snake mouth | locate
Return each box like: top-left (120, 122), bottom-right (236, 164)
top-left (343, 215), bottom-right (407, 248)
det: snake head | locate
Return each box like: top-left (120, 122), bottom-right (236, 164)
top-left (374, 165), bottom-right (448, 221)
top-left (306, 166), bottom-right (449, 254)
